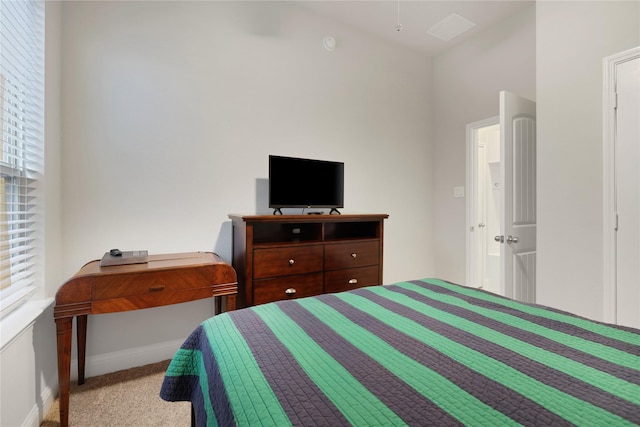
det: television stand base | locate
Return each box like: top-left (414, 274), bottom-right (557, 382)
top-left (273, 208), bottom-right (283, 215)
top-left (330, 208), bottom-right (341, 215)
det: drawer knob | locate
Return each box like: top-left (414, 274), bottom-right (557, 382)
top-left (149, 285), bottom-right (165, 292)
top-left (285, 288), bottom-right (297, 295)
top-left (289, 259), bottom-right (295, 266)
top-left (348, 279), bottom-right (358, 285)
top-left (351, 253), bottom-right (357, 258)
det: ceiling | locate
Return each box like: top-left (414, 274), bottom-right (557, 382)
top-left (296, 1), bottom-right (534, 56)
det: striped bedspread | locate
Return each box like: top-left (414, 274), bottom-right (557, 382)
top-left (160, 279), bottom-right (640, 426)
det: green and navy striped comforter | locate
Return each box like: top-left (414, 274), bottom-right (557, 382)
top-left (160, 279), bottom-right (640, 426)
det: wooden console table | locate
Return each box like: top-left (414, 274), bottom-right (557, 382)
top-left (53, 252), bottom-right (237, 427)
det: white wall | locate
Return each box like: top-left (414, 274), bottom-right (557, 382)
top-left (536, 1), bottom-right (640, 320)
top-left (59, 1), bottom-right (434, 374)
top-left (432, 5), bottom-right (536, 284)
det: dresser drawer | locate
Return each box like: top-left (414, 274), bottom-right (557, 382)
top-left (253, 273), bottom-right (323, 305)
top-left (253, 245), bottom-right (323, 279)
top-left (324, 241), bottom-right (379, 271)
top-left (324, 266), bottom-right (379, 294)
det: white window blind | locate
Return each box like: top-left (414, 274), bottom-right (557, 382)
top-left (0, 0), bottom-right (44, 318)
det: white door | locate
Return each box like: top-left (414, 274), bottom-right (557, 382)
top-left (613, 55), bottom-right (640, 329)
top-left (499, 91), bottom-right (536, 302)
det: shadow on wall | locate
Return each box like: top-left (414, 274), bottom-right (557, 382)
top-left (212, 179), bottom-right (269, 264)
top-left (213, 176), bottom-right (269, 260)
top-left (256, 178), bottom-right (270, 215)
top-left (213, 221), bottom-right (233, 263)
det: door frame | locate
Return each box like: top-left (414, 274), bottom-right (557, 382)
top-left (603, 46), bottom-right (640, 324)
top-left (466, 115), bottom-right (499, 289)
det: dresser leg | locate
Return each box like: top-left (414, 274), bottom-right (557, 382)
top-left (77, 315), bottom-right (88, 385)
top-left (56, 317), bottom-right (73, 427)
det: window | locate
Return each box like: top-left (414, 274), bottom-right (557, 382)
top-left (0, 0), bottom-right (45, 318)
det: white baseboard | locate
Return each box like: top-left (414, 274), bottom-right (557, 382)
top-left (69, 338), bottom-right (184, 381)
top-left (22, 373), bottom-right (57, 427)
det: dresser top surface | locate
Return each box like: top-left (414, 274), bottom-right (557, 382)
top-left (229, 214), bottom-right (389, 223)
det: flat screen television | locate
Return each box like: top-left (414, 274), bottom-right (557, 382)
top-left (269, 155), bottom-right (344, 212)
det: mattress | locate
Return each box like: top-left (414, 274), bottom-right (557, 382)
top-left (160, 278), bottom-right (640, 426)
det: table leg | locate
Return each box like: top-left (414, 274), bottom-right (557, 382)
top-left (214, 296), bottom-right (222, 315)
top-left (56, 317), bottom-right (73, 427)
top-left (77, 314), bottom-right (88, 385)
top-left (226, 294), bottom-right (236, 311)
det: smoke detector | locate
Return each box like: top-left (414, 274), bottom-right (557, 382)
top-left (323, 36), bottom-right (336, 51)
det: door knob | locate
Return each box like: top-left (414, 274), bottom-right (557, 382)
top-left (494, 235), bottom-right (504, 243)
top-left (506, 235), bottom-right (519, 244)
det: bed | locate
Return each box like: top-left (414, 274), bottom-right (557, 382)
top-left (160, 278), bottom-right (640, 426)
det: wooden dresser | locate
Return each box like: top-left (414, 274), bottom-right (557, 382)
top-left (229, 214), bottom-right (388, 308)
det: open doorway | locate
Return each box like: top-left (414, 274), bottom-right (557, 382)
top-left (466, 117), bottom-right (501, 295)
top-left (466, 92), bottom-right (537, 302)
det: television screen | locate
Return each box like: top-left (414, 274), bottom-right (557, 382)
top-left (269, 155), bottom-right (344, 209)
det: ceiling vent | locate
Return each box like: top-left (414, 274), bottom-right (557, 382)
top-left (427, 13), bottom-right (476, 42)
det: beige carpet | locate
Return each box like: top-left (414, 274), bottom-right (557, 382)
top-left (41, 360), bottom-right (191, 426)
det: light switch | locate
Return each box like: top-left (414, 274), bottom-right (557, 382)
top-left (454, 186), bottom-right (465, 198)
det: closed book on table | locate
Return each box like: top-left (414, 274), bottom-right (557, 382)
top-left (100, 250), bottom-right (148, 267)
